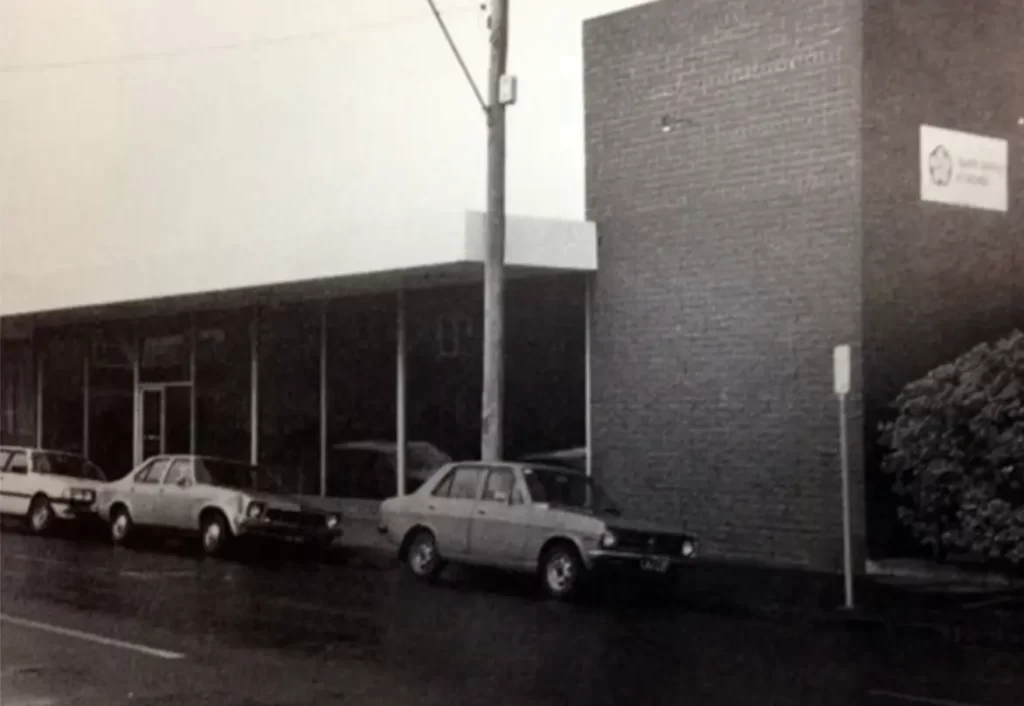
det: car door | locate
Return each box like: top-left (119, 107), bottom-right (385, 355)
top-left (0, 449), bottom-right (32, 515)
top-left (468, 467), bottom-right (534, 568)
top-left (156, 458), bottom-right (200, 530)
top-left (423, 464), bottom-right (485, 560)
top-left (128, 458), bottom-right (172, 526)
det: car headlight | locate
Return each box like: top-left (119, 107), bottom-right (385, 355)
top-left (599, 531), bottom-right (618, 549)
top-left (681, 539), bottom-right (696, 558)
top-left (69, 488), bottom-right (96, 503)
top-left (325, 514), bottom-right (341, 529)
top-left (246, 502), bottom-right (266, 520)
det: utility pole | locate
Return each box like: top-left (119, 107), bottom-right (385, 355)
top-left (481, 0), bottom-right (510, 462)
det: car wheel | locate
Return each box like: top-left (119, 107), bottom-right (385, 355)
top-left (200, 512), bottom-right (231, 557)
top-left (540, 543), bottom-right (584, 600)
top-left (26, 496), bottom-right (55, 535)
top-left (406, 529), bottom-right (443, 581)
top-left (109, 506), bottom-right (134, 545)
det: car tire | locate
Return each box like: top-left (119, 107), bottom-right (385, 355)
top-left (200, 512), bottom-right (232, 557)
top-left (539, 543), bottom-right (585, 601)
top-left (405, 529), bottom-right (444, 582)
top-left (26, 495), bottom-right (55, 535)
top-left (109, 506), bottom-right (134, 546)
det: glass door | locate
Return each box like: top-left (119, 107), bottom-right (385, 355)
top-left (139, 384), bottom-right (192, 460)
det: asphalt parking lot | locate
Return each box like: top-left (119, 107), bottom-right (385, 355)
top-left (1, 527), bottom-right (1022, 706)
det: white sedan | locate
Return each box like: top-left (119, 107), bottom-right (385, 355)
top-left (0, 446), bottom-right (107, 534)
top-left (379, 461), bottom-right (698, 600)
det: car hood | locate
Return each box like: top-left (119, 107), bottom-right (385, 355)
top-left (557, 507), bottom-right (693, 537)
top-left (240, 490), bottom-right (333, 514)
top-left (53, 476), bottom-right (107, 488)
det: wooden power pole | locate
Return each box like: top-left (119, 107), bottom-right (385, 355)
top-left (481, 0), bottom-right (511, 462)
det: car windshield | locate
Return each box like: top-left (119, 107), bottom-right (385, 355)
top-left (197, 459), bottom-right (287, 492)
top-left (522, 467), bottom-right (620, 514)
top-left (32, 452), bottom-right (105, 481)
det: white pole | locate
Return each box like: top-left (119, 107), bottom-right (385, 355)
top-left (833, 343), bottom-right (854, 610)
top-left (584, 275), bottom-right (593, 478)
top-left (396, 289), bottom-right (408, 496)
top-left (249, 307), bottom-right (259, 465)
top-left (319, 300), bottom-right (328, 497)
top-left (839, 391), bottom-right (854, 610)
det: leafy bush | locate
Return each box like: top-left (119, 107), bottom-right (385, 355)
top-left (879, 330), bottom-right (1024, 565)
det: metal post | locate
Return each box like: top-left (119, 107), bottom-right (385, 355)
top-left (319, 300), bottom-right (328, 497)
top-left (249, 307), bottom-right (260, 465)
top-left (189, 316), bottom-right (197, 455)
top-left (34, 340), bottom-right (43, 448)
top-left (584, 275), bottom-right (593, 477)
top-left (132, 332), bottom-right (141, 466)
top-left (396, 290), bottom-right (408, 496)
top-left (481, 0), bottom-right (509, 462)
top-left (839, 391), bottom-right (854, 610)
top-left (82, 348), bottom-right (90, 458)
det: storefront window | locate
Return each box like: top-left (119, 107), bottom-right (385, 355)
top-left (194, 309), bottom-right (251, 462)
top-left (0, 337), bottom-right (34, 446)
top-left (39, 329), bottom-right (86, 454)
top-left (89, 323), bottom-right (135, 478)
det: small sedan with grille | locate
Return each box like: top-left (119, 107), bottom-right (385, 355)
top-left (0, 446), bottom-right (107, 534)
top-left (96, 455), bottom-right (343, 556)
top-left (378, 461), bottom-right (698, 600)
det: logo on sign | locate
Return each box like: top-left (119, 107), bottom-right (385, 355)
top-left (928, 145), bottom-right (953, 186)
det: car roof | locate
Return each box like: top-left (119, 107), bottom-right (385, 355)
top-left (445, 460), bottom-right (587, 477)
top-left (0, 446), bottom-right (86, 458)
top-left (332, 440), bottom-right (437, 452)
top-left (520, 447), bottom-right (586, 461)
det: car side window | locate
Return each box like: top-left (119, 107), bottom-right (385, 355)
top-left (0, 450), bottom-right (11, 471)
top-left (5, 451), bottom-right (28, 474)
top-left (481, 468), bottom-right (515, 503)
top-left (431, 470), bottom-right (456, 497)
top-left (448, 466), bottom-right (484, 500)
top-left (135, 459), bottom-right (170, 484)
top-left (163, 460), bottom-right (192, 486)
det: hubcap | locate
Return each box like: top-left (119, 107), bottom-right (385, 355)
top-left (112, 514), bottom-right (129, 540)
top-left (411, 538), bottom-right (435, 574)
top-left (31, 503), bottom-right (50, 530)
top-left (203, 521), bottom-right (222, 550)
top-left (546, 554), bottom-right (575, 594)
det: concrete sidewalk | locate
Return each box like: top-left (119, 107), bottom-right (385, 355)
top-left (335, 517), bottom-right (1024, 650)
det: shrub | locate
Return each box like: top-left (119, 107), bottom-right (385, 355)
top-left (879, 330), bottom-right (1024, 565)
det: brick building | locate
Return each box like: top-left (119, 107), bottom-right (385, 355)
top-left (585, 0), bottom-right (1022, 571)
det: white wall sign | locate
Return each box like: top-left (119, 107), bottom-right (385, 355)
top-left (833, 344), bottom-right (851, 396)
top-left (920, 125), bottom-right (1009, 213)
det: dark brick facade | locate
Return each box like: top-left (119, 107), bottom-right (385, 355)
top-left (585, 0), bottom-right (865, 570)
top-left (861, 0), bottom-right (1024, 555)
top-left (585, 0), bottom-right (1022, 570)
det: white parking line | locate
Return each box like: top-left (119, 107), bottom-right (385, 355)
top-left (868, 689), bottom-right (981, 706)
top-left (0, 614), bottom-right (186, 660)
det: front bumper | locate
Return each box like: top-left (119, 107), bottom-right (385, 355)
top-left (53, 500), bottom-right (100, 521)
top-left (585, 549), bottom-right (695, 574)
top-left (237, 518), bottom-right (343, 543)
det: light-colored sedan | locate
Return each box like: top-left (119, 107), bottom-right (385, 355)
top-left (0, 446), bottom-right (106, 534)
top-left (97, 455), bottom-right (343, 556)
top-left (378, 461), bottom-right (698, 599)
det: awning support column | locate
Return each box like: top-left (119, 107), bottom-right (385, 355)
top-left (396, 289), bottom-right (408, 496)
top-left (82, 347), bottom-right (90, 458)
top-left (249, 307), bottom-right (260, 465)
top-left (584, 274), bottom-right (593, 478)
top-left (319, 300), bottom-right (328, 497)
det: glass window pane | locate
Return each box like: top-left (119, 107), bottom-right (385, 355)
top-left (137, 459), bottom-right (170, 484)
top-left (449, 467), bottom-right (482, 500)
top-left (7, 451), bottom-right (28, 474)
top-left (163, 460), bottom-right (191, 485)
top-left (482, 469), bottom-right (515, 501)
top-left (431, 470), bottom-right (455, 497)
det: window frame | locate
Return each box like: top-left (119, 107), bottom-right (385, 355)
top-left (163, 458), bottom-right (194, 487)
top-left (434, 464), bottom-right (486, 501)
top-left (134, 458), bottom-right (171, 485)
top-left (480, 467), bottom-right (517, 504)
top-left (4, 450), bottom-right (28, 475)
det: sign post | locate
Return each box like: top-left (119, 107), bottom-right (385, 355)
top-left (833, 344), bottom-right (854, 610)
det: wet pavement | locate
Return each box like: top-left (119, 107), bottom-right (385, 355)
top-left (2, 527), bottom-right (1023, 706)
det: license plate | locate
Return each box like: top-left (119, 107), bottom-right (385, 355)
top-left (640, 556), bottom-right (670, 573)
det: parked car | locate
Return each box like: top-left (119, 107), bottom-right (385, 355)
top-left (378, 461), bottom-right (698, 600)
top-left (329, 441), bottom-right (452, 498)
top-left (96, 455), bottom-right (343, 555)
top-left (0, 446), bottom-right (107, 533)
top-left (520, 447), bottom-right (586, 473)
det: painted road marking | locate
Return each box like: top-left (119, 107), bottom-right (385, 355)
top-left (0, 614), bottom-right (186, 660)
top-left (869, 689), bottom-right (981, 706)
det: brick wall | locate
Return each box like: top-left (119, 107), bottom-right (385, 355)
top-left (861, 0), bottom-right (1024, 555)
top-left (585, 0), bottom-right (864, 570)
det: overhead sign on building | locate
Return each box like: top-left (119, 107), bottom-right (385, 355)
top-left (920, 125), bottom-right (1008, 213)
